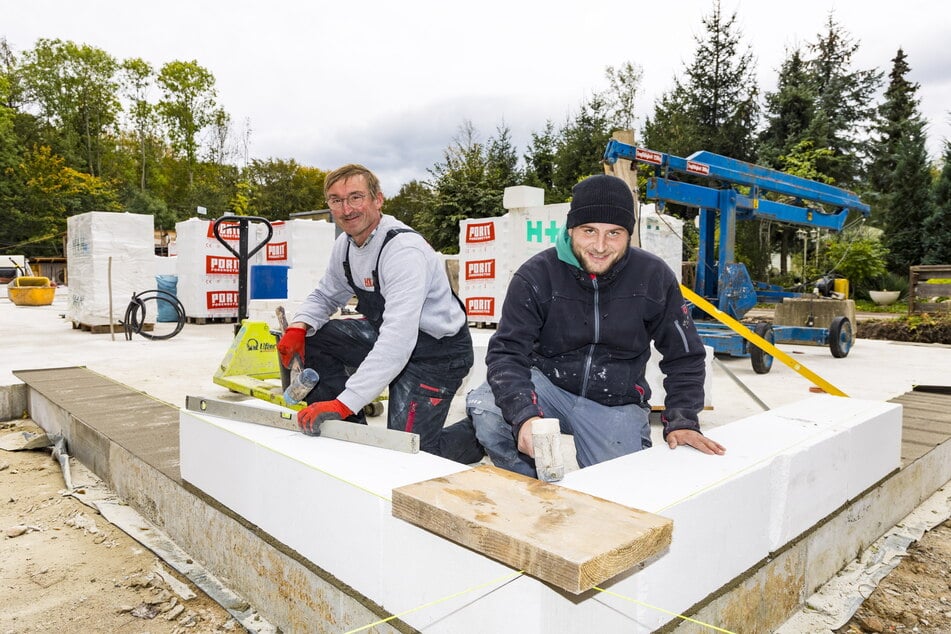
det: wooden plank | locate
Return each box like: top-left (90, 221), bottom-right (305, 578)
top-left (604, 130), bottom-right (641, 248)
top-left (391, 464), bottom-right (673, 594)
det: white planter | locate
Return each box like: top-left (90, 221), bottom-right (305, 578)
top-left (869, 290), bottom-right (901, 306)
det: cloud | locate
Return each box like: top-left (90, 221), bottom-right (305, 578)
top-left (256, 94), bottom-right (571, 195)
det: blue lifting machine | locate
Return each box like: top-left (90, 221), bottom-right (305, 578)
top-left (603, 140), bottom-right (871, 373)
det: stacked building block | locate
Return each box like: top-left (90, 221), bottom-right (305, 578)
top-left (458, 187), bottom-right (684, 325)
top-left (180, 394), bottom-right (901, 633)
top-left (66, 212), bottom-right (155, 327)
top-left (174, 218), bottom-right (242, 320)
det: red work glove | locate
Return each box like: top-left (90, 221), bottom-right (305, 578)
top-left (277, 326), bottom-right (306, 369)
top-left (297, 399), bottom-right (354, 436)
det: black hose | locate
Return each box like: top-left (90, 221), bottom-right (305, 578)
top-left (123, 289), bottom-right (186, 341)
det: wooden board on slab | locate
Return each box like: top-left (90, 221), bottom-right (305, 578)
top-left (391, 464), bottom-right (673, 594)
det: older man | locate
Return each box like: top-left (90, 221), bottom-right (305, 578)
top-left (278, 164), bottom-right (482, 462)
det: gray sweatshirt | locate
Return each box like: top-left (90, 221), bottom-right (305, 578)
top-left (292, 215), bottom-right (465, 412)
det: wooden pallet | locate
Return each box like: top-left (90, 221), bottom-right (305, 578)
top-left (185, 315), bottom-right (238, 325)
top-left (71, 321), bottom-right (154, 334)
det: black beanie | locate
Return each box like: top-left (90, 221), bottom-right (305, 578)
top-left (566, 174), bottom-right (636, 234)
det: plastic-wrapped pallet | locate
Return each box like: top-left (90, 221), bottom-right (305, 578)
top-left (66, 212), bottom-right (155, 327)
top-left (174, 218), bottom-right (240, 320)
top-left (457, 194), bottom-right (569, 325)
top-left (639, 203), bottom-right (684, 283)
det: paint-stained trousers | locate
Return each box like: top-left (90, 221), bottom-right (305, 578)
top-left (467, 368), bottom-right (652, 478)
top-left (304, 318), bottom-right (483, 463)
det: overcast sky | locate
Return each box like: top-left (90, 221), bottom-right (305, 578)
top-left (5, 0), bottom-right (950, 196)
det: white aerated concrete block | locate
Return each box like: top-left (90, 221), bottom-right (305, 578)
top-left (502, 185), bottom-right (545, 209)
top-left (559, 395), bottom-right (901, 632)
top-left (180, 395), bottom-right (901, 633)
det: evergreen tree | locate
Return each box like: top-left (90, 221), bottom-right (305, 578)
top-left (925, 140), bottom-right (951, 264)
top-left (868, 48), bottom-right (919, 223)
top-left (551, 94), bottom-right (613, 201)
top-left (422, 121), bottom-right (503, 253)
top-left (485, 123), bottom-right (521, 193)
top-left (758, 48), bottom-right (816, 169)
top-left (642, 0), bottom-right (760, 270)
top-left (645, 1), bottom-right (758, 161)
top-left (522, 120), bottom-right (557, 197)
top-left (870, 49), bottom-right (934, 273)
top-left (804, 13), bottom-right (882, 185)
top-left (642, 84), bottom-right (697, 158)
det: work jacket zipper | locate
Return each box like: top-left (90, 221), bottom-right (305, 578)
top-left (580, 276), bottom-right (600, 397)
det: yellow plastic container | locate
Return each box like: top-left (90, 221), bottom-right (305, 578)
top-left (833, 278), bottom-right (849, 298)
top-left (7, 276), bottom-right (56, 306)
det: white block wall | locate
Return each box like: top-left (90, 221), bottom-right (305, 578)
top-left (180, 395), bottom-right (900, 633)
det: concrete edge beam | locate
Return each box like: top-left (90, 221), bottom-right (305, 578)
top-left (23, 388), bottom-right (408, 634)
top-left (0, 383), bottom-right (27, 421)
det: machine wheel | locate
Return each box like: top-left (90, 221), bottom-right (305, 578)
top-left (828, 316), bottom-right (853, 358)
top-left (750, 322), bottom-right (775, 374)
top-left (363, 401), bottom-right (385, 417)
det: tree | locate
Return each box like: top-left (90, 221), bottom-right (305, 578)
top-left (522, 120), bottom-right (557, 196)
top-left (880, 119), bottom-right (933, 273)
top-left (924, 140), bottom-right (951, 264)
top-left (422, 121), bottom-right (502, 252)
top-left (243, 158), bottom-right (326, 219)
top-left (19, 39), bottom-right (120, 177)
top-left (119, 57), bottom-right (156, 191)
top-left (642, 0), bottom-right (760, 269)
top-left (642, 84), bottom-right (698, 158)
top-left (758, 48), bottom-right (816, 169)
top-left (156, 60), bottom-right (220, 186)
top-left (604, 61), bottom-right (643, 132)
top-left (804, 14), bottom-right (882, 185)
top-left (551, 94), bottom-right (613, 201)
top-left (869, 49), bottom-right (934, 273)
top-left (14, 144), bottom-right (120, 255)
top-left (206, 108), bottom-right (234, 165)
top-left (385, 180), bottom-right (435, 229)
top-left (822, 229), bottom-right (889, 295)
top-left (645, 1), bottom-right (758, 162)
top-left (485, 123), bottom-right (521, 193)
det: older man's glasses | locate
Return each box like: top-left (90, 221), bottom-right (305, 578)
top-left (327, 192), bottom-right (369, 209)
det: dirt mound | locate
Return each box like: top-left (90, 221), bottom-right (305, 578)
top-left (839, 519), bottom-right (951, 634)
top-left (857, 314), bottom-right (951, 345)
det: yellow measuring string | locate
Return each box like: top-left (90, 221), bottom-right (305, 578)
top-left (593, 585), bottom-right (737, 634)
top-left (344, 570), bottom-right (525, 634)
top-left (680, 285), bottom-right (848, 397)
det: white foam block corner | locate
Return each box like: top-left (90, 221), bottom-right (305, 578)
top-left (180, 407), bottom-right (469, 603)
top-left (559, 433), bottom-right (774, 631)
top-left (768, 395), bottom-right (902, 505)
top-left (558, 395), bottom-right (900, 631)
top-left (379, 514), bottom-right (542, 632)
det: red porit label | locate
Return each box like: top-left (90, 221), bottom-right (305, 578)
top-left (207, 221), bottom-right (241, 240)
top-left (206, 255), bottom-right (239, 275)
top-left (466, 222), bottom-right (495, 243)
top-left (465, 259), bottom-right (495, 280)
top-left (266, 242), bottom-right (288, 261)
top-left (207, 291), bottom-right (238, 310)
top-left (466, 297), bottom-right (495, 317)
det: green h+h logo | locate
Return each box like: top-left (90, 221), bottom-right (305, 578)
top-left (525, 220), bottom-right (562, 244)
